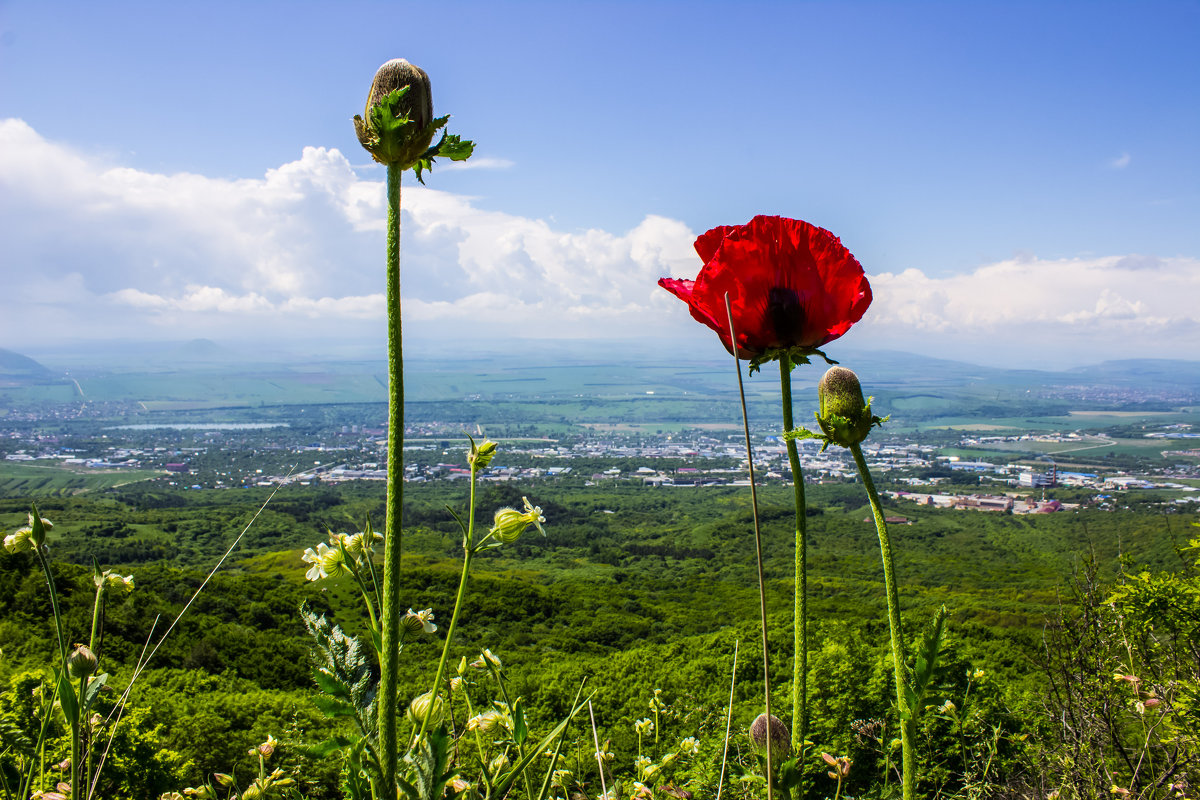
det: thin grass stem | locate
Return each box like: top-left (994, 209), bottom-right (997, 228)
top-left (716, 638), bottom-right (739, 800)
top-left (724, 292), bottom-right (774, 800)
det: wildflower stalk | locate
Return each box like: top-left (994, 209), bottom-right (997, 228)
top-left (418, 448), bottom-right (480, 739)
top-left (849, 441), bottom-right (914, 800)
top-left (379, 161), bottom-right (405, 788)
top-left (778, 354), bottom-right (808, 758)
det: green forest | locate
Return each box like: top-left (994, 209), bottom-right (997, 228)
top-left (2, 473), bottom-right (1197, 799)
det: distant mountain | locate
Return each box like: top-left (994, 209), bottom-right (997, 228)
top-left (0, 348), bottom-right (58, 384)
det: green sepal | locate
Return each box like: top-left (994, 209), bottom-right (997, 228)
top-left (30, 503), bottom-right (47, 547)
top-left (747, 346), bottom-right (836, 376)
top-left (412, 124), bottom-right (476, 184)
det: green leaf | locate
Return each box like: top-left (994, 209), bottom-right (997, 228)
top-left (491, 693), bottom-right (591, 799)
top-left (513, 698), bottom-right (528, 746)
top-left (905, 604), bottom-right (948, 723)
top-left (56, 668), bottom-right (78, 723)
top-left (81, 673), bottom-right (108, 712)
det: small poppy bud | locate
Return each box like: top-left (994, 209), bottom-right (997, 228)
top-left (66, 645), bottom-right (98, 680)
top-left (408, 691), bottom-right (446, 726)
top-left (749, 713), bottom-right (790, 762)
top-left (816, 366), bottom-right (880, 448)
top-left (353, 59), bottom-right (437, 168)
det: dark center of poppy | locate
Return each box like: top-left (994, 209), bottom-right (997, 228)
top-left (768, 287), bottom-right (806, 345)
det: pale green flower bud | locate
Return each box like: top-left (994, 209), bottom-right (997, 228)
top-left (470, 648), bottom-right (502, 669)
top-left (402, 607), bottom-right (437, 635)
top-left (407, 691), bottom-right (446, 726)
top-left (66, 645), bottom-right (98, 680)
top-left (3, 527), bottom-right (34, 554)
top-left (816, 366), bottom-right (881, 448)
top-left (469, 438), bottom-right (498, 470)
top-left (490, 497), bottom-right (546, 544)
top-left (749, 713), bottom-right (790, 762)
top-left (466, 708), bottom-right (504, 732)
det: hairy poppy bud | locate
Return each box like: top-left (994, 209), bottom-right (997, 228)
top-left (67, 645), bottom-right (98, 680)
top-left (749, 713), bottom-right (789, 762)
top-left (816, 366), bottom-right (881, 448)
top-left (354, 59), bottom-right (437, 168)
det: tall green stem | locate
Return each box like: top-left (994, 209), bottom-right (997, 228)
top-left (779, 356), bottom-right (808, 758)
top-left (379, 162), bottom-right (405, 789)
top-left (849, 442), bottom-right (914, 800)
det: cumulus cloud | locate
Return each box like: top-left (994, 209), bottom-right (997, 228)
top-left (1, 118), bottom-right (1196, 366)
top-left (0, 118), bottom-right (697, 347)
top-left (860, 254), bottom-right (1200, 364)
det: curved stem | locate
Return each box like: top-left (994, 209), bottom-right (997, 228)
top-left (850, 442), bottom-right (914, 800)
top-left (379, 163), bottom-right (405, 790)
top-left (779, 356), bottom-right (808, 758)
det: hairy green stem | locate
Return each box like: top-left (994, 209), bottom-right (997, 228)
top-left (379, 162), bottom-right (405, 790)
top-left (779, 356), bottom-right (808, 759)
top-left (850, 442), bottom-right (914, 800)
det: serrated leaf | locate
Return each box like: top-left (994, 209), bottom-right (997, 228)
top-left (905, 605), bottom-right (947, 724)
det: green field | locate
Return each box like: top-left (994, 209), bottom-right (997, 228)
top-left (0, 462), bottom-right (162, 495)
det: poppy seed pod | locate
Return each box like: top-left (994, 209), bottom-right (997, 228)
top-left (749, 713), bottom-right (790, 762)
top-left (66, 645), bottom-right (98, 680)
top-left (816, 366), bottom-right (878, 448)
top-left (354, 59), bottom-right (437, 168)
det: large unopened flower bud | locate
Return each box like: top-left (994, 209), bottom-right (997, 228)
top-left (749, 713), bottom-right (790, 762)
top-left (407, 691), bottom-right (446, 727)
top-left (816, 366), bottom-right (880, 448)
top-left (354, 59), bottom-right (437, 168)
top-left (67, 645), bottom-right (98, 680)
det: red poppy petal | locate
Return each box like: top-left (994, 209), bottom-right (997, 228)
top-left (694, 224), bottom-right (741, 263)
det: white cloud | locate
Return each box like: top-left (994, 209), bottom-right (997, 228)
top-left (859, 255), bottom-right (1200, 364)
top-left (1109, 152), bottom-right (1132, 169)
top-left (1, 118), bottom-right (1197, 367)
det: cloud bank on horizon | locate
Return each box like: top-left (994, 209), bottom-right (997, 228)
top-left (3, 118), bottom-right (1197, 367)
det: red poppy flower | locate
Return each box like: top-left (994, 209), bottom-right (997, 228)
top-left (659, 215), bottom-right (872, 363)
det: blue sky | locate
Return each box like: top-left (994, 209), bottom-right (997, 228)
top-left (2, 0), bottom-right (1198, 367)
